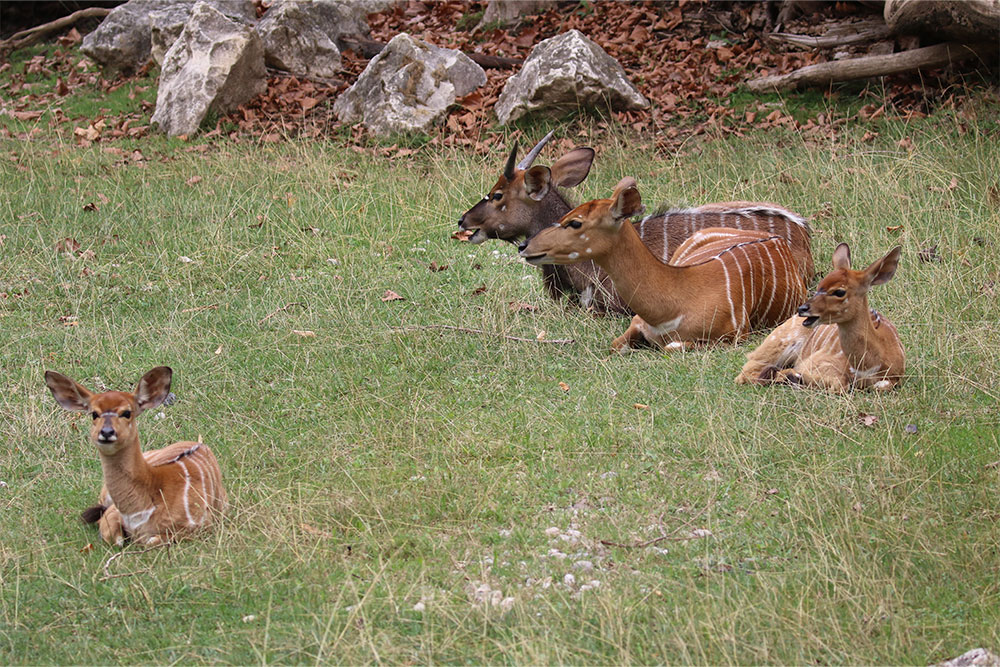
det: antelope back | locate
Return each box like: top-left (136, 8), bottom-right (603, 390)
top-left (670, 227), bottom-right (808, 333)
top-left (635, 204), bottom-right (814, 278)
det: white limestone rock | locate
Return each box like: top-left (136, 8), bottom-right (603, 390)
top-left (151, 2), bottom-right (266, 137)
top-left (255, 0), bottom-right (371, 79)
top-left (149, 1), bottom-right (256, 66)
top-left (938, 649), bottom-right (1000, 667)
top-left (495, 29), bottom-right (648, 125)
top-left (82, 0), bottom-right (254, 72)
top-left (333, 33), bottom-right (485, 136)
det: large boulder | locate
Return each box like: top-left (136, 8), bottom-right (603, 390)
top-left (938, 649), bottom-right (1000, 667)
top-left (82, 0), bottom-right (254, 73)
top-left (332, 33), bottom-right (486, 136)
top-left (255, 0), bottom-right (372, 80)
top-left (150, 1), bottom-right (256, 66)
top-left (151, 2), bottom-right (266, 137)
top-left (495, 30), bottom-right (649, 125)
top-left (477, 0), bottom-right (556, 29)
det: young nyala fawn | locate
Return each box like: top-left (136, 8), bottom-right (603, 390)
top-left (735, 244), bottom-right (904, 391)
top-left (45, 366), bottom-right (226, 546)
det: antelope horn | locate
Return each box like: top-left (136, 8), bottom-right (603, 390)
top-left (516, 131), bottom-right (554, 171)
top-left (503, 142), bottom-right (519, 181)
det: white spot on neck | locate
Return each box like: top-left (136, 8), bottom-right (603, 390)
top-left (568, 252), bottom-right (580, 260)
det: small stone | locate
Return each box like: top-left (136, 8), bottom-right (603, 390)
top-left (573, 560), bottom-right (594, 571)
top-left (544, 526), bottom-right (561, 537)
top-left (241, 614), bottom-right (256, 623)
top-left (563, 573), bottom-right (576, 587)
top-left (412, 601), bottom-right (425, 612)
top-left (904, 424), bottom-right (918, 434)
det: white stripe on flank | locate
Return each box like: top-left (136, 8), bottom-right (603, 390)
top-left (762, 241), bottom-right (778, 318)
top-left (177, 459), bottom-right (196, 527)
top-left (715, 256), bottom-right (739, 332)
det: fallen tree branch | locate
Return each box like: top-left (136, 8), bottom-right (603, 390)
top-left (390, 324), bottom-right (574, 344)
top-left (767, 21), bottom-right (892, 49)
top-left (0, 7), bottom-right (110, 55)
top-left (100, 545), bottom-right (164, 581)
top-left (747, 41), bottom-right (995, 92)
top-left (338, 35), bottom-right (523, 70)
top-left (258, 302), bottom-right (304, 325)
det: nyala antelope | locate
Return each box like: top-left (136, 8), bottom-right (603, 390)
top-left (519, 177), bottom-right (808, 350)
top-left (457, 132), bottom-right (813, 314)
top-left (45, 366), bottom-right (226, 546)
top-left (736, 244), bottom-right (904, 391)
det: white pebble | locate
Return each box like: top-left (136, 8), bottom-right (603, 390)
top-left (242, 615), bottom-right (256, 623)
top-left (573, 560), bottom-right (594, 571)
top-left (412, 602), bottom-right (425, 612)
top-left (544, 526), bottom-right (561, 537)
top-left (563, 573), bottom-right (576, 587)
top-left (547, 548), bottom-right (567, 560)
top-left (179, 256), bottom-right (193, 263)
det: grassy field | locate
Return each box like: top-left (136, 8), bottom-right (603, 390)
top-left (2, 69), bottom-right (999, 663)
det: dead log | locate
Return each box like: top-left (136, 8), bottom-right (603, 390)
top-left (0, 7), bottom-right (111, 55)
top-left (768, 19), bottom-right (892, 49)
top-left (338, 35), bottom-right (522, 70)
top-left (747, 41), bottom-right (994, 92)
top-left (885, 0), bottom-right (1000, 41)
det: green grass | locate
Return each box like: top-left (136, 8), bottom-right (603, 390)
top-left (1, 91), bottom-right (999, 664)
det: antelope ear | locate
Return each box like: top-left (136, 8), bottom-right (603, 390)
top-left (550, 147), bottom-right (595, 188)
top-left (45, 371), bottom-right (93, 412)
top-left (866, 246), bottom-right (901, 287)
top-left (832, 243), bottom-right (851, 270)
top-left (134, 366), bottom-right (172, 415)
top-left (523, 166), bottom-right (551, 201)
top-left (609, 177), bottom-right (643, 222)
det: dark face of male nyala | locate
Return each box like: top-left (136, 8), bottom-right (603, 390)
top-left (797, 244), bottom-right (901, 327)
top-left (45, 367), bottom-right (173, 456)
top-left (457, 133), bottom-right (595, 244)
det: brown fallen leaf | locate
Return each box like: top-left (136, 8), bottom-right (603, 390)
top-left (57, 27), bottom-right (82, 46)
top-left (55, 237), bottom-right (81, 254)
top-left (428, 262), bottom-right (448, 272)
top-left (897, 136), bottom-right (913, 150)
top-left (80, 542), bottom-right (94, 553)
top-left (861, 130), bottom-right (878, 143)
top-left (633, 403), bottom-right (649, 410)
top-left (886, 225), bottom-right (903, 233)
top-left (292, 330), bottom-right (316, 337)
top-left (382, 290), bottom-right (404, 302)
top-left (558, 382), bottom-right (570, 392)
top-left (82, 202), bottom-right (98, 212)
top-left (917, 245), bottom-right (941, 263)
top-left (859, 413), bottom-right (878, 427)
top-left (12, 110), bottom-right (42, 121)
top-left (56, 78), bottom-right (70, 96)
top-left (451, 229), bottom-right (473, 242)
top-left (470, 285), bottom-right (487, 296)
top-left (508, 301), bottom-right (538, 312)
top-left (185, 175), bottom-right (203, 187)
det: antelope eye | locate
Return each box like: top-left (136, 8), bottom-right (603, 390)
top-left (568, 220), bottom-right (582, 229)
top-left (832, 289), bottom-right (846, 297)
top-left (492, 192), bottom-right (502, 201)
top-left (120, 410), bottom-right (131, 419)
top-left (91, 411), bottom-right (100, 420)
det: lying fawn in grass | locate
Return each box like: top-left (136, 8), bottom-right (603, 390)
top-left (457, 132), bottom-right (814, 314)
top-left (45, 366), bottom-right (226, 546)
top-left (735, 244), bottom-right (904, 391)
top-left (519, 177), bottom-right (807, 350)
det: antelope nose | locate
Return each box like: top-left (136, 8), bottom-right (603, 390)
top-left (99, 427), bottom-right (115, 441)
top-left (517, 240), bottom-right (529, 253)
top-left (797, 304), bottom-right (810, 316)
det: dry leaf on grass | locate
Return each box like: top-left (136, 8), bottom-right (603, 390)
top-left (558, 382), bottom-right (570, 392)
top-left (470, 285), bottom-right (487, 296)
top-left (292, 330), bottom-right (316, 337)
top-left (381, 290), bottom-right (404, 301)
top-left (428, 262), bottom-right (448, 272)
top-left (508, 301), bottom-right (538, 312)
top-left (859, 413), bottom-right (878, 427)
top-left (185, 175), bottom-right (203, 187)
top-left (451, 229), bottom-right (473, 242)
